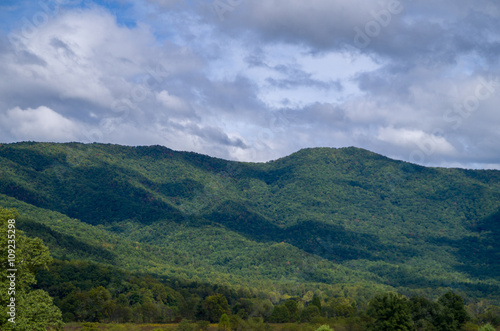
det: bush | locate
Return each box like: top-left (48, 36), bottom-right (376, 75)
top-left (109, 325), bottom-right (141, 331)
top-left (281, 324), bottom-right (301, 331)
top-left (479, 324), bottom-right (496, 331)
top-left (81, 322), bottom-right (99, 331)
top-left (177, 319), bottom-right (194, 331)
top-left (196, 320), bottom-right (210, 331)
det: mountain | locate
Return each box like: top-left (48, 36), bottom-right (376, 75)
top-left (0, 142), bottom-right (499, 305)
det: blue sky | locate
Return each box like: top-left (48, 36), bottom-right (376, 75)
top-left (1, 0), bottom-right (500, 169)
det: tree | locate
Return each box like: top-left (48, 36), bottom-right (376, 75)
top-left (0, 208), bottom-right (63, 330)
top-left (269, 304), bottom-right (290, 323)
top-left (300, 304), bottom-right (321, 323)
top-left (86, 286), bottom-right (113, 322)
top-left (328, 297), bottom-right (356, 318)
top-left (252, 299), bottom-right (274, 320)
top-left (302, 291), bottom-right (314, 303)
top-left (435, 292), bottom-right (469, 331)
top-left (203, 294), bottom-right (230, 323)
top-left (176, 319), bottom-right (194, 331)
top-left (229, 314), bottom-right (242, 330)
top-left (481, 305), bottom-right (500, 326)
top-left (218, 313), bottom-right (231, 331)
top-left (479, 324), bottom-right (495, 331)
top-left (409, 296), bottom-right (440, 331)
top-left (15, 290), bottom-right (64, 331)
top-left (316, 325), bottom-right (334, 331)
top-left (197, 320), bottom-right (210, 331)
top-left (312, 294), bottom-right (322, 313)
top-left (367, 292), bottom-right (412, 331)
top-left (284, 299), bottom-right (300, 322)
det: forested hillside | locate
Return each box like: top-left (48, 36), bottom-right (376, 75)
top-left (0, 142), bottom-right (499, 328)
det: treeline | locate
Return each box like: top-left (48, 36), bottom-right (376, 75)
top-left (34, 260), bottom-right (500, 330)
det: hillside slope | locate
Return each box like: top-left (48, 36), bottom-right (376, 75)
top-left (0, 142), bottom-right (499, 303)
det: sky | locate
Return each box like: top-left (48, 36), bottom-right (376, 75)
top-left (0, 0), bottom-right (499, 169)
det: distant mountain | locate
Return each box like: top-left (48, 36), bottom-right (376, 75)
top-left (1, 142), bottom-right (499, 303)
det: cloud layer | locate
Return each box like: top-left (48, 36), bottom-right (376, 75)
top-left (1, 0), bottom-right (499, 168)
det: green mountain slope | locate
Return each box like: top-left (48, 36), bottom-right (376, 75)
top-left (0, 142), bottom-right (499, 304)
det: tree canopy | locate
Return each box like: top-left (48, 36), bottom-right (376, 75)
top-left (0, 207), bottom-right (63, 330)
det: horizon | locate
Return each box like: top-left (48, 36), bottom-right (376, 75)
top-left (3, 140), bottom-right (500, 171)
top-left (1, 1), bottom-right (500, 169)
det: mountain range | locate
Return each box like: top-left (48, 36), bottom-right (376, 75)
top-left (0, 142), bottom-right (499, 305)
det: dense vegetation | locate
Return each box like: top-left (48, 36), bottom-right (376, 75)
top-left (0, 142), bottom-right (499, 329)
top-left (0, 208), bottom-right (63, 330)
top-left (3, 213), bottom-right (499, 330)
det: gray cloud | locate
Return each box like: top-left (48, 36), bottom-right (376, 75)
top-left (265, 64), bottom-right (343, 91)
top-left (0, 0), bottom-right (499, 168)
top-left (186, 124), bottom-right (248, 149)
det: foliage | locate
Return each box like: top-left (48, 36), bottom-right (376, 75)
top-left (176, 319), bottom-right (194, 331)
top-left (0, 142), bottom-right (500, 327)
top-left (326, 297), bottom-right (357, 318)
top-left (218, 313), bottom-right (231, 331)
top-left (33, 259), bottom-right (184, 323)
top-left (435, 291), bottom-right (470, 330)
top-left (315, 325), bottom-right (334, 331)
top-left (81, 322), bottom-right (99, 331)
top-left (0, 207), bottom-right (63, 330)
top-left (201, 294), bottom-right (230, 323)
top-left (311, 295), bottom-right (322, 313)
top-left (367, 292), bottom-right (412, 331)
top-left (284, 299), bottom-right (300, 322)
top-left (409, 295), bottom-right (440, 331)
top-left (196, 320), bottom-right (210, 331)
top-left (270, 304), bottom-right (290, 323)
top-left (300, 305), bottom-right (321, 323)
top-left (480, 305), bottom-right (500, 326)
top-left (479, 324), bottom-right (496, 331)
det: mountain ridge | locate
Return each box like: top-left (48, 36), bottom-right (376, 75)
top-left (0, 141), bottom-right (499, 305)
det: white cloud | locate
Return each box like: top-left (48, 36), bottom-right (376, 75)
top-left (2, 7), bottom-right (194, 112)
top-left (0, 1), bottom-right (499, 168)
top-left (377, 127), bottom-right (456, 156)
top-left (0, 106), bottom-right (80, 141)
top-left (156, 90), bottom-right (189, 112)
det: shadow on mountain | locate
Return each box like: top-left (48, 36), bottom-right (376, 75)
top-left (0, 161), bottom-right (186, 225)
top-left (0, 144), bottom-right (65, 172)
top-left (283, 220), bottom-right (386, 262)
top-left (203, 200), bottom-right (282, 242)
top-left (456, 208), bottom-right (500, 278)
top-left (429, 207), bottom-right (500, 279)
top-left (18, 218), bottom-right (116, 264)
top-left (203, 201), bottom-right (413, 263)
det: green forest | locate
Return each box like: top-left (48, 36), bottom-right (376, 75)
top-left (0, 142), bottom-right (499, 330)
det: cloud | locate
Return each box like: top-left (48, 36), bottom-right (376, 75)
top-left (205, 0), bottom-right (387, 50)
top-left (0, 106), bottom-right (80, 141)
top-left (157, 90), bottom-right (186, 110)
top-left (377, 127), bottom-right (456, 155)
top-left (0, 1), bottom-right (499, 168)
